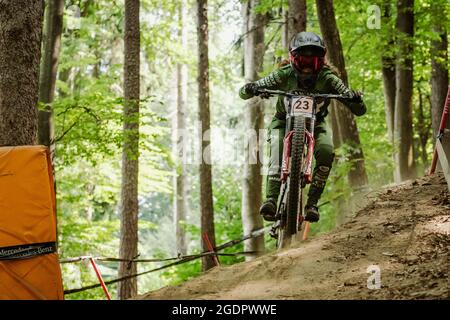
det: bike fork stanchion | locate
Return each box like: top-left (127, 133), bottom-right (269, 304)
top-left (281, 131), bottom-right (295, 181)
top-left (89, 257), bottom-right (111, 300)
top-left (304, 131), bottom-right (315, 183)
top-left (301, 131), bottom-right (314, 240)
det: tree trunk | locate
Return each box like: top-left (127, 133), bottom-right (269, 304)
top-left (382, 61), bottom-right (396, 143)
top-left (394, 0), bottom-right (416, 182)
top-left (416, 86), bottom-right (430, 167)
top-left (287, 0), bottom-right (306, 41)
top-left (315, 0), bottom-right (368, 188)
top-left (196, 0), bottom-right (216, 272)
top-left (0, 0), bottom-right (44, 146)
top-left (381, 1), bottom-right (396, 143)
top-left (281, 8), bottom-right (289, 50)
top-left (118, 0), bottom-right (140, 300)
top-left (38, 0), bottom-right (64, 153)
top-left (430, 0), bottom-right (449, 165)
top-left (241, 0), bottom-right (266, 261)
top-left (173, 0), bottom-right (189, 256)
top-left (282, 0), bottom-right (307, 50)
top-left (57, 67), bottom-right (71, 98)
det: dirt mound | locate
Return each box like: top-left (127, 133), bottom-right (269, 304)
top-left (138, 174), bottom-right (450, 300)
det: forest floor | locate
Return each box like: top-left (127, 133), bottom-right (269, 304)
top-left (138, 173), bottom-right (450, 300)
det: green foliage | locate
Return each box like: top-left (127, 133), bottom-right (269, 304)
top-left (49, 0), bottom-right (449, 300)
top-left (212, 168), bottom-right (245, 265)
top-left (159, 167), bottom-right (246, 286)
top-left (59, 216), bottom-right (120, 300)
top-left (54, 0), bottom-right (175, 299)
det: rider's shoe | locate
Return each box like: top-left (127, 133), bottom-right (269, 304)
top-left (304, 204), bottom-right (320, 222)
top-left (259, 198), bottom-right (277, 221)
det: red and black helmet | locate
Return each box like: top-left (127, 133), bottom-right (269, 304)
top-left (289, 32), bottom-right (327, 75)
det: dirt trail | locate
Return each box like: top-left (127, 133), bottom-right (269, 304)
top-left (138, 174), bottom-right (450, 300)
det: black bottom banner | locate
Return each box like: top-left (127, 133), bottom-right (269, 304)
top-left (0, 299), bottom-right (445, 318)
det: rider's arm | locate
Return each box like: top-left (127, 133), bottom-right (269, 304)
top-left (239, 66), bottom-right (289, 100)
top-left (326, 73), bottom-right (366, 116)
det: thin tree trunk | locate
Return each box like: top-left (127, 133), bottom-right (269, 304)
top-left (328, 103), bottom-right (341, 148)
top-left (57, 67), bottom-right (71, 98)
top-left (394, 0), bottom-right (416, 182)
top-left (282, 0), bottom-right (307, 50)
top-left (287, 0), bottom-right (306, 40)
top-left (38, 0), bottom-right (64, 153)
top-left (118, 0), bottom-right (140, 300)
top-left (173, 0), bottom-right (189, 256)
top-left (416, 86), bottom-right (430, 167)
top-left (382, 61), bottom-right (396, 143)
top-left (197, 0), bottom-right (216, 272)
top-left (381, 1), bottom-right (396, 143)
top-left (241, 0), bottom-right (266, 261)
top-left (0, 0), bottom-right (44, 146)
top-left (92, 46), bottom-right (101, 78)
top-left (281, 7), bottom-right (289, 50)
top-left (430, 0), bottom-right (449, 165)
top-left (316, 0), bottom-right (368, 188)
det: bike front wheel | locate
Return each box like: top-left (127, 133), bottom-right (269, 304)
top-left (281, 115), bottom-right (306, 246)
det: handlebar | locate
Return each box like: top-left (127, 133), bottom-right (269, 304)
top-left (256, 89), bottom-right (358, 100)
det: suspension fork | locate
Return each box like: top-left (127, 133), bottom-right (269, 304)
top-left (280, 130), bottom-right (294, 182)
top-left (303, 131), bottom-right (315, 183)
top-left (304, 110), bottom-right (316, 184)
top-left (280, 129), bottom-right (315, 183)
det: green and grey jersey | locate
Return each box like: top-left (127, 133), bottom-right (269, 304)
top-left (239, 64), bottom-right (366, 121)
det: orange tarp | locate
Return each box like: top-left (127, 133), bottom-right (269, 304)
top-left (0, 146), bottom-right (64, 300)
top-left (0, 254), bottom-right (63, 299)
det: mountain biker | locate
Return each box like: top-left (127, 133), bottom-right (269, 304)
top-left (239, 31), bottom-right (366, 223)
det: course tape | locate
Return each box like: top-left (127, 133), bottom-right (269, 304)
top-left (63, 225), bottom-right (272, 295)
top-left (60, 251), bottom-right (257, 264)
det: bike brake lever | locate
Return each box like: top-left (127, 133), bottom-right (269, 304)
top-left (256, 90), bottom-right (273, 99)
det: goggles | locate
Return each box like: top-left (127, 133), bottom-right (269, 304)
top-left (289, 49), bottom-right (325, 74)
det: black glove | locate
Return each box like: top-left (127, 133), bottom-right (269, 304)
top-left (243, 83), bottom-right (258, 96)
top-left (258, 91), bottom-right (273, 99)
top-left (349, 90), bottom-right (363, 103)
top-left (243, 83), bottom-right (273, 99)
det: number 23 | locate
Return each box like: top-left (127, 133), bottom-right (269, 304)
top-left (294, 99), bottom-right (310, 110)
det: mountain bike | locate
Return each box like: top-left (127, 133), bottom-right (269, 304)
top-left (257, 89), bottom-right (354, 249)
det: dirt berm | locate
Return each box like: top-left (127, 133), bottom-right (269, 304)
top-left (138, 173), bottom-right (450, 300)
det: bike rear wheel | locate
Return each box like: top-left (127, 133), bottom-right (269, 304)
top-left (280, 115), bottom-right (306, 247)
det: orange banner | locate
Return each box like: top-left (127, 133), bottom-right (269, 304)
top-left (0, 146), bottom-right (63, 300)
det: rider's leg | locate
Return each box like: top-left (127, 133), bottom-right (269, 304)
top-left (260, 116), bottom-right (285, 221)
top-left (305, 120), bottom-right (335, 222)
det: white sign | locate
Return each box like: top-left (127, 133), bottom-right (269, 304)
top-left (291, 96), bottom-right (314, 117)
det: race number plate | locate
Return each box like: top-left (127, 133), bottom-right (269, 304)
top-left (291, 96), bottom-right (314, 117)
